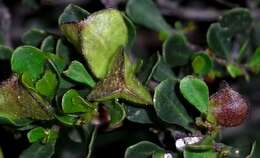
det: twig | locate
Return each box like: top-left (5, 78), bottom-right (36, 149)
top-left (86, 126), bottom-right (98, 158)
top-left (41, 0), bottom-right (88, 5)
top-left (100, 0), bottom-right (122, 8)
top-left (157, 0), bottom-right (221, 21)
top-left (157, 0), bottom-right (260, 21)
top-left (214, 0), bottom-right (239, 8)
top-left (0, 4), bottom-right (11, 46)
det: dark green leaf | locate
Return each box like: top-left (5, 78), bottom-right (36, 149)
top-left (41, 35), bottom-right (56, 53)
top-left (56, 39), bottom-right (70, 65)
top-left (226, 64), bottom-right (243, 78)
top-left (137, 54), bottom-right (157, 84)
top-left (192, 53), bottom-right (213, 76)
top-left (27, 127), bottom-right (46, 143)
top-left (126, 0), bottom-right (172, 34)
top-left (126, 106), bottom-right (153, 124)
top-left (58, 77), bottom-right (75, 90)
top-left (22, 28), bottom-right (47, 46)
top-left (46, 53), bottom-right (66, 75)
top-left (105, 101), bottom-right (126, 128)
top-left (55, 114), bottom-right (77, 126)
top-left (153, 55), bottom-right (176, 82)
top-left (125, 141), bottom-right (164, 158)
top-left (154, 79), bottom-right (193, 131)
top-left (62, 89), bottom-right (94, 113)
top-left (163, 33), bottom-right (192, 67)
top-left (123, 13), bottom-right (136, 49)
top-left (248, 47), bottom-right (260, 73)
top-left (35, 70), bottom-right (58, 98)
top-left (19, 142), bottom-right (56, 158)
top-left (220, 8), bottom-right (252, 35)
top-left (11, 46), bottom-right (46, 85)
top-left (0, 45), bottom-right (13, 60)
top-left (67, 128), bottom-right (83, 143)
top-left (58, 4), bottom-right (89, 25)
top-left (43, 128), bottom-right (59, 143)
top-left (64, 60), bottom-right (96, 87)
top-left (207, 23), bottom-right (231, 58)
top-left (180, 76), bottom-right (209, 113)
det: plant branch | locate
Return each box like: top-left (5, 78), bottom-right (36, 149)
top-left (0, 4), bottom-right (11, 46)
top-left (156, 0), bottom-right (260, 21)
top-left (86, 125), bottom-right (98, 158)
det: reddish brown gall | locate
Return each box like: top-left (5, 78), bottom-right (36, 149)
top-left (210, 85), bottom-right (249, 127)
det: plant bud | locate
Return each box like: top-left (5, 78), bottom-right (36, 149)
top-left (209, 85), bottom-right (249, 127)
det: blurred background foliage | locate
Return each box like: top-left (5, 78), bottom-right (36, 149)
top-left (0, 0), bottom-right (260, 157)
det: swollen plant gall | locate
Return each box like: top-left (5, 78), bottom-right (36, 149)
top-left (209, 84), bottom-right (249, 127)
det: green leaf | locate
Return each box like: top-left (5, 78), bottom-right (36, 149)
top-left (58, 4), bottom-right (89, 25)
top-left (137, 54), bottom-right (157, 84)
top-left (35, 70), bottom-right (58, 98)
top-left (248, 47), bottom-right (260, 73)
top-left (153, 55), bottom-right (176, 82)
top-left (56, 39), bottom-right (70, 65)
top-left (40, 35), bottom-right (56, 53)
top-left (45, 52), bottom-right (66, 74)
top-left (180, 76), bottom-right (209, 113)
top-left (43, 128), bottom-right (59, 143)
top-left (0, 45), bottom-right (13, 60)
top-left (11, 46), bottom-right (46, 85)
top-left (154, 79), bottom-right (193, 131)
top-left (88, 51), bottom-right (153, 105)
top-left (27, 127), bottom-right (46, 143)
top-left (126, 0), bottom-right (172, 34)
top-left (192, 53), bottom-right (213, 76)
top-left (184, 150), bottom-right (217, 158)
top-left (20, 142), bottom-right (55, 158)
top-left (207, 23), bottom-right (231, 59)
top-left (226, 64), bottom-right (243, 78)
top-left (55, 114), bottom-right (77, 126)
top-left (126, 106), bottom-right (153, 124)
top-left (125, 141), bottom-right (164, 158)
top-left (220, 8), bottom-right (252, 35)
top-left (63, 60), bottom-right (96, 87)
top-left (22, 28), bottom-right (47, 46)
top-left (62, 89), bottom-right (97, 114)
top-left (58, 77), bottom-right (75, 90)
top-left (123, 13), bottom-right (136, 49)
top-left (61, 9), bottom-right (128, 79)
top-left (105, 101), bottom-right (126, 128)
top-left (163, 33), bottom-right (192, 67)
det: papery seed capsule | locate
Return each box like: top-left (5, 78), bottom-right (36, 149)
top-left (209, 84), bottom-right (249, 127)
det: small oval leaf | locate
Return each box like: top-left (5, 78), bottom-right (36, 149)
top-left (125, 141), bottom-right (164, 158)
top-left (180, 76), bottom-right (209, 113)
top-left (154, 79), bottom-right (193, 131)
top-left (63, 60), bottom-right (96, 87)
